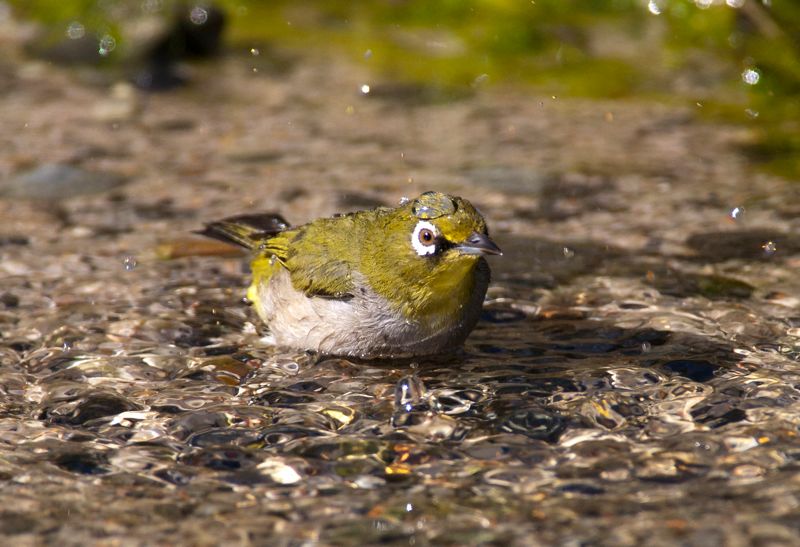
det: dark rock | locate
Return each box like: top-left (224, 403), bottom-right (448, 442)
top-left (51, 393), bottom-right (139, 426)
top-left (180, 447), bottom-right (257, 471)
top-left (189, 428), bottom-right (262, 448)
top-left (53, 452), bottom-right (110, 475)
top-left (661, 360), bottom-right (719, 382)
top-left (0, 292), bottom-right (19, 308)
top-left (498, 407), bottom-right (566, 442)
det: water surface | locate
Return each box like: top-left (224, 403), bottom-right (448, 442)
top-left (1, 12), bottom-right (800, 546)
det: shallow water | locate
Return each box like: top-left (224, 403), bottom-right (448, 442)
top-left (2, 22), bottom-right (800, 547)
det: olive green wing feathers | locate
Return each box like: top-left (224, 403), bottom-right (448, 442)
top-left (198, 212), bottom-right (358, 299)
top-left (281, 217), bottom-right (359, 299)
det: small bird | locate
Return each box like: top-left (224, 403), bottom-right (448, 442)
top-left (198, 191), bottom-right (501, 359)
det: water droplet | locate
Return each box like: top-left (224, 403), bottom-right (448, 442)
top-left (641, 342), bottom-right (652, 353)
top-left (364, 49), bottom-right (373, 60)
top-left (405, 503), bottom-right (413, 512)
top-left (142, 0), bottom-right (163, 14)
top-left (726, 0), bottom-right (745, 7)
top-left (647, 0), bottom-right (662, 14)
top-left (762, 241), bottom-right (777, 255)
top-left (471, 73), bottom-right (489, 88)
top-left (394, 375), bottom-right (427, 413)
top-left (729, 206), bottom-right (746, 221)
top-left (745, 108), bottom-right (759, 119)
top-left (122, 256), bottom-right (137, 271)
top-left (98, 34), bottom-right (116, 56)
top-left (250, 47), bottom-right (260, 56)
top-left (277, 360), bottom-right (300, 374)
top-left (66, 21), bottom-right (85, 40)
top-left (62, 341), bottom-right (72, 352)
top-left (360, 84), bottom-right (370, 94)
top-left (398, 196), bottom-right (410, 205)
top-left (562, 247), bottom-right (575, 259)
top-left (189, 6), bottom-right (208, 25)
top-left (742, 68), bottom-right (760, 85)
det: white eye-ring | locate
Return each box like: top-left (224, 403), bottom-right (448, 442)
top-left (411, 221), bottom-right (438, 256)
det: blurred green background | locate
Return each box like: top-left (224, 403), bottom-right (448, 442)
top-left (9, 0), bottom-right (800, 178)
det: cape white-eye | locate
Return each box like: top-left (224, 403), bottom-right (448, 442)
top-left (198, 191), bottom-right (501, 359)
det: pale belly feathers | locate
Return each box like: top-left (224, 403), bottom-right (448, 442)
top-left (250, 265), bottom-right (489, 359)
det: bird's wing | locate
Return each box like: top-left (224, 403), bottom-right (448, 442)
top-left (282, 217), bottom-right (359, 299)
top-left (286, 255), bottom-right (355, 299)
top-left (199, 212), bottom-right (357, 299)
top-left (196, 213), bottom-right (290, 250)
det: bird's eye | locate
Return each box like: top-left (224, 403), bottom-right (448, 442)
top-left (411, 221), bottom-right (438, 256)
top-left (418, 228), bottom-right (434, 245)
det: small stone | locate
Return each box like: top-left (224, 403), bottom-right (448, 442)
top-left (92, 82), bottom-right (140, 122)
top-left (1, 164), bottom-right (127, 200)
top-left (0, 292), bottom-right (19, 308)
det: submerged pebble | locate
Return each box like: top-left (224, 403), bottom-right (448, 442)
top-left (0, 163), bottom-right (127, 200)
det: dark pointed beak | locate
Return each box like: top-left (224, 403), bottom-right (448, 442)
top-left (457, 232), bottom-right (503, 256)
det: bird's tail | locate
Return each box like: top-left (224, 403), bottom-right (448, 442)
top-left (195, 213), bottom-right (290, 250)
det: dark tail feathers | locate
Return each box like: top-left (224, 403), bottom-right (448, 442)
top-left (195, 213), bottom-right (290, 250)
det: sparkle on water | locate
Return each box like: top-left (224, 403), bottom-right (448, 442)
top-left (98, 34), bottom-right (115, 56)
top-left (189, 6), bottom-right (208, 25)
top-left (122, 256), bottom-right (137, 271)
top-left (742, 68), bottom-right (760, 85)
top-left (66, 21), bottom-right (84, 40)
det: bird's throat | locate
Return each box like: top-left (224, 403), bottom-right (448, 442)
top-left (400, 258), bottom-right (478, 325)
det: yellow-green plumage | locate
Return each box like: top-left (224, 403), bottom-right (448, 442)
top-left (199, 192), bottom-right (501, 358)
